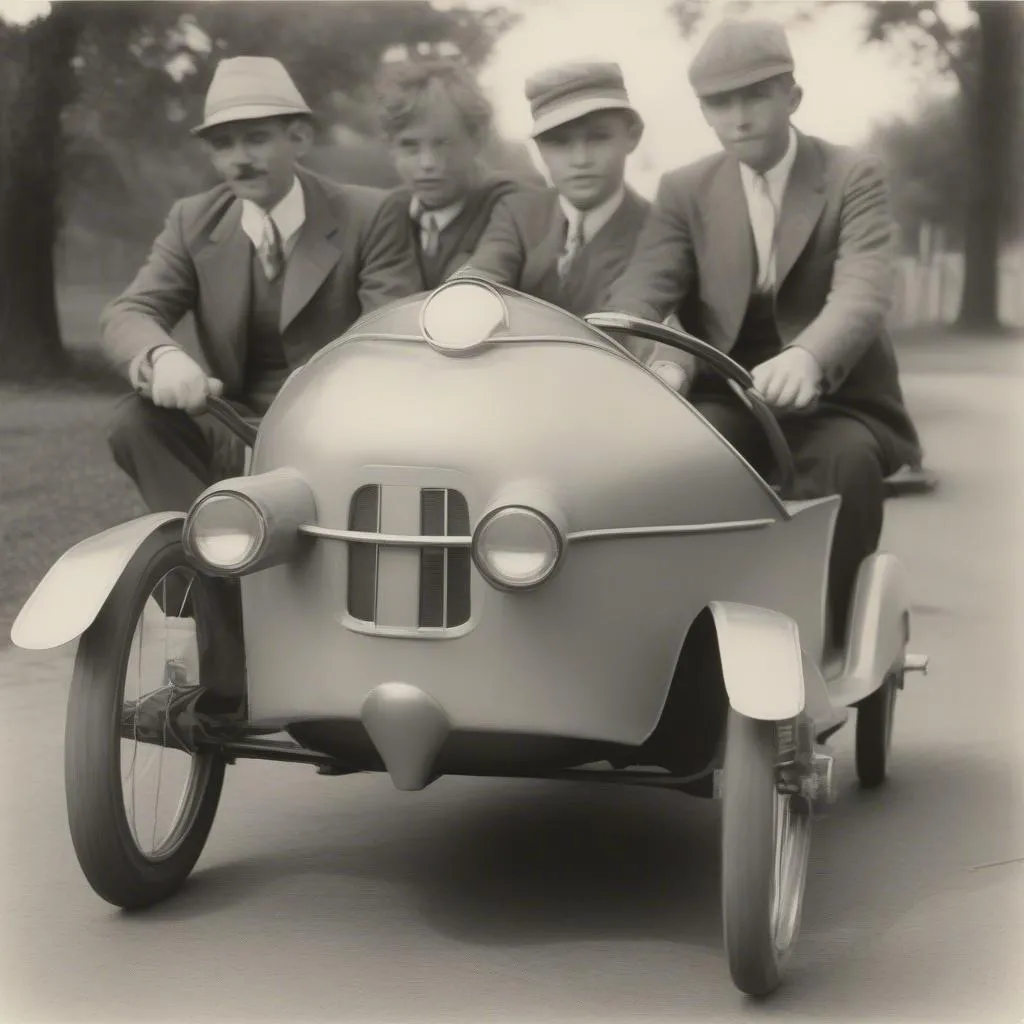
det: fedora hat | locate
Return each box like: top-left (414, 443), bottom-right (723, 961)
top-left (525, 61), bottom-right (641, 138)
top-left (192, 56), bottom-right (312, 135)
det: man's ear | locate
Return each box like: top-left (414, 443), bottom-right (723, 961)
top-left (788, 83), bottom-right (804, 117)
top-left (288, 117), bottom-right (316, 155)
top-left (625, 114), bottom-right (644, 154)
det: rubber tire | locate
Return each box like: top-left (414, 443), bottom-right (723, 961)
top-left (65, 523), bottom-right (226, 910)
top-left (721, 711), bottom-right (810, 998)
top-left (855, 673), bottom-right (898, 789)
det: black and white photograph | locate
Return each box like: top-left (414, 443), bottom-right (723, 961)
top-left (1, 0), bottom-right (1021, 1020)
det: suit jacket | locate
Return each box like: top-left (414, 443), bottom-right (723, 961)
top-left (456, 186), bottom-right (651, 318)
top-left (381, 173), bottom-right (524, 292)
top-left (100, 166), bottom-right (421, 395)
top-left (607, 132), bottom-right (921, 471)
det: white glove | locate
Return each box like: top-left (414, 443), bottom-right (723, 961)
top-left (650, 360), bottom-right (688, 393)
top-left (150, 348), bottom-right (224, 414)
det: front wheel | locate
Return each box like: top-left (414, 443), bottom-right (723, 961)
top-left (721, 711), bottom-right (812, 997)
top-left (65, 524), bottom-right (226, 909)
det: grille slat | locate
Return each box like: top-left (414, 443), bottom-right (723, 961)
top-left (419, 489), bottom-right (447, 628)
top-left (347, 485), bottom-right (380, 622)
top-left (347, 485), bottom-right (471, 630)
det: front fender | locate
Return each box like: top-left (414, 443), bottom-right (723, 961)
top-left (10, 513), bottom-right (185, 651)
top-left (707, 601), bottom-right (806, 721)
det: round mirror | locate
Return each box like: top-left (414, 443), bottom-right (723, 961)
top-left (420, 281), bottom-right (509, 355)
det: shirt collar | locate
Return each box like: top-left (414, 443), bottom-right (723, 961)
top-left (738, 126), bottom-right (799, 202)
top-left (409, 195), bottom-right (466, 233)
top-left (558, 183), bottom-right (627, 244)
top-left (240, 175), bottom-right (305, 252)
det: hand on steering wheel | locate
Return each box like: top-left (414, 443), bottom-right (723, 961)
top-left (751, 348), bottom-right (822, 417)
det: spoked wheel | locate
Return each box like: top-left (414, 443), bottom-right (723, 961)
top-left (65, 523), bottom-right (226, 910)
top-left (855, 670), bottom-right (899, 789)
top-left (721, 711), bottom-right (812, 998)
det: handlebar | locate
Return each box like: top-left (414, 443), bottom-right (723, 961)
top-left (585, 312), bottom-right (798, 502)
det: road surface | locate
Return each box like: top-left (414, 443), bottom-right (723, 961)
top-left (2, 350), bottom-right (1022, 1023)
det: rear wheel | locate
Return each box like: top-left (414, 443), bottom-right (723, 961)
top-left (721, 711), bottom-right (812, 997)
top-left (855, 671), bottom-right (899, 789)
top-left (65, 523), bottom-right (226, 909)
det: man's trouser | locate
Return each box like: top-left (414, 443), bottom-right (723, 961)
top-left (691, 392), bottom-right (886, 648)
top-left (108, 394), bottom-right (256, 702)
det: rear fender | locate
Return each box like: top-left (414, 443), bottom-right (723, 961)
top-left (831, 553), bottom-right (912, 706)
top-left (707, 601), bottom-right (805, 721)
top-left (10, 513), bottom-right (185, 651)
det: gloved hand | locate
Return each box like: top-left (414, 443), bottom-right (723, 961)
top-left (149, 348), bottom-right (224, 415)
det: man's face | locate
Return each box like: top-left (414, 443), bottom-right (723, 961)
top-left (699, 77), bottom-right (802, 172)
top-left (202, 117), bottom-right (312, 209)
top-left (389, 95), bottom-right (483, 210)
top-left (535, 109), bottom-right (641, 211)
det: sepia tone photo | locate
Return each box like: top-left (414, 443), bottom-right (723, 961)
top-left (1, 0), bottom-right (1022, 1020)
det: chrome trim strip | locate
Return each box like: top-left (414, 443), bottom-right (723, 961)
top-left (302, 525), bottom-right (473, 546)
top-left (301, 518), bottom-right (774, 546)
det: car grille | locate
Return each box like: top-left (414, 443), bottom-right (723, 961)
top-left (347, 485), bottom-right (471, 629)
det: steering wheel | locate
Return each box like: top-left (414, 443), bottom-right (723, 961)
top-left (585, 312), bottom-right (798, 502)
top-left (205, 396), bottom-right (260, 448)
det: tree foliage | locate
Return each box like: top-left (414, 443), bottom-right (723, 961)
top-left (0, 0), bottom-right (520, 379)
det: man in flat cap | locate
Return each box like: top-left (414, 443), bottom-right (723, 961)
top-left (606, 19), bottom-right (922, 647)
top-left (448, 60), bottom-right (658, 322)
top-left (101, 56), bottom-right (420, 739)
top-left (375, 58), bottom-right (532, 291)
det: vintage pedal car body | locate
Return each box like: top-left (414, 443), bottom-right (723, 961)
top-left (11, 280), bottom-right (928, 998)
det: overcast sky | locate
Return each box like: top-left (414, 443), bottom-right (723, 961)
top-left (2, 0), bottom-right (959, 196)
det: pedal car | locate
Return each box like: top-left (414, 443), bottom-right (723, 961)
top-left (11, 280), bottom-right (928, 998)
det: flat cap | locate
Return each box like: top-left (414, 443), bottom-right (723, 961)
top-left (525, 60), bottom-right (641, 138)
top-left (688, 19), bottom-right (795, 99)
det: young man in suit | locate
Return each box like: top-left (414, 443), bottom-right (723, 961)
top-left (103, 56), bottom-right (420, 516)
top-left (103, 57), bottom-right (420, 741)
top-left (606, 19), bottom-right (923, 646)
top-left (449, 61), bottom-right (656, 321)
top-left (375, 58), bottom-right (525, 291)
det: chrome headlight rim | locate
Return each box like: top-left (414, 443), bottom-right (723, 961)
top-left (471, 504), bottom-right (565, 591)
top-left (183, 491), bottom-right (269, 575)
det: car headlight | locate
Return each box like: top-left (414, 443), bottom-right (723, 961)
top-left (184, 493), bottom-right (267, 573)
top-left (472, 506), bottom-right (563, 590)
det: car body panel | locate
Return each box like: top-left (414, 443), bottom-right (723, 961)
top-left (10, 513), bottom-right (184, 651)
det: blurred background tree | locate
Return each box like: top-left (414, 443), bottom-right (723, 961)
top-left (668, 0), bottom-right (1024, 333)
top-left (0, 0), bottom-right (523, 379)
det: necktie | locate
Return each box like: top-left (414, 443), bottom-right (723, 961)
top-left (750, 173), bottom-right (779, 293)
top-left (257, 214), bottom-right (284, 282)
top-left (557, 213), bottom-right (586, 280)
top-left (420, 211), bottom-right (441, 258)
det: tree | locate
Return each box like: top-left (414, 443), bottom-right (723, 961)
top-left (0, 0), bottom-right (519, 381)
top-left (863, 1), bottom-right (1023, 331)
top-left (0, 2), bottom-right (84, 377)
top-left (667, 0), bottom-right (1024, 332)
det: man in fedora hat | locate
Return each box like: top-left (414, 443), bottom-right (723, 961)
top-left (100, 56), bottom-right (420, 742)
top-left (448, 60), bottom-right (663, 326)
top-left (102, 55), bottom-right (420, 514)
top-left (375, 58), bottom-right (530, 291)
top-left (606, 19), bottom-right (923, 647)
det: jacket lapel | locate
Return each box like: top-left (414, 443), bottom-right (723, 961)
top-left (775, 132), bottom-right (827, 287)
top-left (194, 198), bottom-right (251, 388)
top-left (280, 170), bottom-right (343, 333)
top-left (702, 158), bottom-right (755, 341)
top-left (524, 192), bottom-right (570, 296)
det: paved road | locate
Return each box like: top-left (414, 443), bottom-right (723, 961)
top-left (2, 359), bottom-right (1023, 1023)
